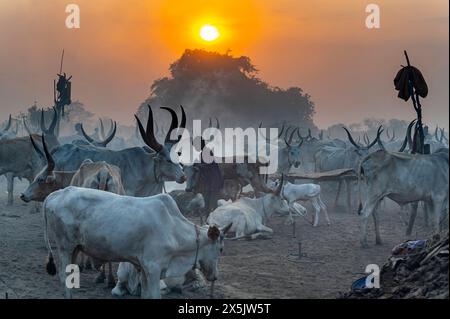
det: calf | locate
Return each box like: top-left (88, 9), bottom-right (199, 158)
top-left (282, 182), bottom-right (330, 227)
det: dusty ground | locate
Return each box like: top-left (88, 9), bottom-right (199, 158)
top-left (0, 178), bottom-right (431, 299)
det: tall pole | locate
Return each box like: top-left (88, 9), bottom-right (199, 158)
top-left (59, 49), bottom-right (65, 74)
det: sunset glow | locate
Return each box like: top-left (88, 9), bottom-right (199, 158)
top-left (200, 24), bottom-right (220, 42)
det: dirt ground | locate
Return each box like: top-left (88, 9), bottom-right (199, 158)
top-left (0, 178), bottom-right (431, 299)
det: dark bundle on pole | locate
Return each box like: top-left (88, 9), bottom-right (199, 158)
top-left (394, 51), bottom-right (429, 154)
top-left (54, 49), bottom-right (72, 118)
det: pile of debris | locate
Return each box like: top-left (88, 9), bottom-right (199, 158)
top-left (341, 232), bottom-right (449, 299)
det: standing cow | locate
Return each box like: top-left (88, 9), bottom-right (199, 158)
top-left (43, 188), bottom-right (231, 298)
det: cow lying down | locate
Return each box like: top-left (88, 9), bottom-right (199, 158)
top-left (43, 187), bottom-right (231, 299)
top-left (207, 176), bottom-right (290, 240)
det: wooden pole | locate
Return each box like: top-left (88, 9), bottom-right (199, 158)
top-left (59, 49), bottom-right (65, 74)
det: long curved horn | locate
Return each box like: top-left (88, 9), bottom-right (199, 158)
top-left (42, 135), bottom-right (55, 171)
top-left (29, 135), bottom-right (45, 160)
top-left (434, 126), bottom-right (440, 142)
top-left (319, 130), bottom-right (323, 140)
top-left (47, 107), bottom-right (58, 135)
top-left (377, 127), bottom-right (386, 151)
top-left (79, 124), bottom-right (96, 144)
top-left (406, 119), bottom-right (416, 150)
top-left (343, 127), bottom-right (360, 149)
top-left (99, 119), bottom-right (105, 140)
top-left (285, 128), bottom-right (297, 147)
top-left (98, 121), bottom-right (117, 147)
top-left (105, 119), bottom-right (115, 139)
top-left (179, 105), bottom-right (186, 130)
top-left (134, 105), bottom-right (163, 152)
top-left (385, 128), bottom-right (391, 140)
top-left (278, 123), bottom-right (285, 138)
top-left (2, 115), bottom-right (12, 132)
top-left (160, 107), bottom-right (179, 143)
top-left (367, 126), bottom-right (383, 149)
top-left (307, 128), bottom-right (312, 139)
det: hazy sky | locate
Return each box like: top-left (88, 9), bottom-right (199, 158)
top-left (0, 0), bottom-right (448, 128)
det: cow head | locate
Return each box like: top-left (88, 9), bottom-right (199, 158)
top-left (40, 107), bottom-right (59, 141)
top-left (135, 105), bottom-right (186, 184)
top-left (343, 126), bottom-right (382, 157)
top-left (198, 223), bottom-right (232, 281)
top-left (280, 127), bottom-right (303, 172)
top-left (21, 135), bottom-right (58, 202)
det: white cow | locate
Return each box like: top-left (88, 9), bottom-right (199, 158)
top-left (43, 187), bottom-right (231, 299)
top-left (282, 182), bottom-right (330, 227)
top-left (207, 176), bottom-right (290, 240)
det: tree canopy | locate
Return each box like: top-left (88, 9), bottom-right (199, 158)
top-left (138, 49), bottom-right (316, 130)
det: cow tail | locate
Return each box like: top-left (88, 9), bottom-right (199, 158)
top-left (43, 198), bottom-right (57, 276)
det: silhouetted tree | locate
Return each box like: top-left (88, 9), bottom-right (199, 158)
top-left (138, 49), bottom-right (316, 129)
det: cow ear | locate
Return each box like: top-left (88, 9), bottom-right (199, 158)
top-left (207, 225), bottom-right (220, 241)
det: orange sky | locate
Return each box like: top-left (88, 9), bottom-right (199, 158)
top-left (0, 0), bottom-right (448, 128)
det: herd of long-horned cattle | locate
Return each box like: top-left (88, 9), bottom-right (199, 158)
top-left (0, 103), bottom-right (448, 298)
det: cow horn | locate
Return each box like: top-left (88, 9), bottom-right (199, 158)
top-left (80, 124), bottom-right (96, 144)
top-left (278, 123), bottom-right (285, 138)
top-left (98, 121), bottom-right (117, 147)
top-left (343, 127), bottom-right (360, 149)
top-left (160, 106), bottom-right (179, 143)
top-left (367, 126), bottom-right (383, 149)
top-left (179, 105), bottom-right (186, 130)
top-left (47, 107), bottom-right (58, 136)
top-left (307, 128), bottom-right (312, 139)
top-left (319, 130), bottom-right (323, 140)
top-left (99, 118), bottom-right (105, 140)
top-left (274, 174), bottom-right (284, 195)
top-left (441, 128), bottom-right (448, 143)
top-left (377, 127), bottom-right (386, 151)
top-left (2, 115), bottom-right (12, 132)
top-left (42, 135), bottom-right (55, 171)
top-left (134, 105), bottom-right (163, 152)
top-left (29, 135), bottom-right (45, 160)
top-left (434, 126), bottom-right (440, 142)
top-left (406, 119), bottom-right (416, 150)
top-left (285, 127), bottom-right (297, 147)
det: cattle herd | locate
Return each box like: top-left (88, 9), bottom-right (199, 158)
top-left (0, 105), bottom-right (448, 299)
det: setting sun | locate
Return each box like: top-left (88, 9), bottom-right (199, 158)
top-left (200, 24), bottom-right (220, 42)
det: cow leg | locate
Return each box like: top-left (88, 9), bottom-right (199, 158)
top-left (345, 180), bottom-right (352, 212)
top-left (140, 263), bottom-right (161, 299)
top-left (406, 202), bottom-right (419, 236)
top-left (318, 196), bottom-right (331, 225)
top-left (311, 198), bottom-right (321, 227)
top-left (360, 196), bottom-right (380, 248)
top-left (429, 201), bottom-right (443, 234)
top-left (250, 225), bottom-right (274, 240)
top-left (112, 263), bottom-right (130, 297)
top-left (6, 173), bottom-right (14, 206)
top-left (334, 180), bottom-right (342, 208)
top-left (422, 201), bottom-right (430, 228)
top-left (372, 208), bottom-right (382, 245)
top-left (94, 264), bottom-right (106, 283)
top-left (107, 262), bottom-right (116, 287)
